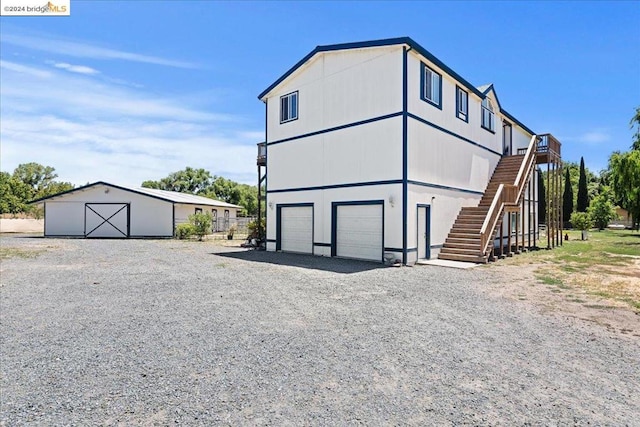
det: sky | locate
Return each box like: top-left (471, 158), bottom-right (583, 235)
top-left (1, 1), bottom-right (639, 187)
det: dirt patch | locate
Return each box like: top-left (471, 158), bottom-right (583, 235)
top-left (486, 263), bottom-right (640, 339)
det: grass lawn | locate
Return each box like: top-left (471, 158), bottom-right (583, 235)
top-left (494, 229), bottom-right (640, 312)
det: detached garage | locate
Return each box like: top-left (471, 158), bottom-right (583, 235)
top-left (31, 181), bottom-right (241, 238)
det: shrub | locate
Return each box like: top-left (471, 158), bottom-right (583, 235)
top-left (175, 223), bottom-right (195, 239)
top-left (247, 218), bottom-right (265, 238)
top-left (227, 223), bottom-right (238, 238)
top-left (569, 211), bottom-right (593, 231)
top-left (189, 212), bottom-right (213, 241)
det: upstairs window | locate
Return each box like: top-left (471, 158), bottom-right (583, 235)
top-left (456, 86), bottom-right (468, 122)
top-left (421, 63), bottom-right (441, 108)
top-left (481, 98), bottom-right (495, 132)
top-left (280, 91), bottom-right (298, 124)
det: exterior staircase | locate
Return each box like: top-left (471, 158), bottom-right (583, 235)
top-left (438, 135), bottom-right (538, 263)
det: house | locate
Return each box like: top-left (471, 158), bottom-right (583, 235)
top-left (30, 181), bottom-right (241, 238)
top-left (257, 37), bottom-right (562, 264)
top-left (610, 206), bottom-right (633, 228)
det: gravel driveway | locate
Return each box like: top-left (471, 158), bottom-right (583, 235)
top-left (1, 236), bottom-right (639, 425)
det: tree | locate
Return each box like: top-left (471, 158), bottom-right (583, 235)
top-left (631, 106), bottom-right (640, 151)
top-left (576, 157), bottom-right (589, 212)
top-left (588, 189), bottom-right (617, 230)
top-left (609, 149), bottom-right (640, 230)
top-left (0, 172), bottom-right (30, 214)
top-left (142, 167), bottom-right (212, 194)
top-left (562, 168), bottom-right (573, 227)
top-left (538, 168), bottom-right (546, 224)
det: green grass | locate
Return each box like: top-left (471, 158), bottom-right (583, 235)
top-left (498, 229), bottom-right (640, 312)
top-left (0, 247), bottom-right (43, 259)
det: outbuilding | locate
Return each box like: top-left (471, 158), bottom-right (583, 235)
top-left (31, 181), bottom-right (241, 238)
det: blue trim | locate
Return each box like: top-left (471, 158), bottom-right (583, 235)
top-left (267, 179), bottom-right (402, 194)
top-left (266, 238), bottom-right (276, 243)
top-left (420, 62), bottom-right (442, 109)
top-left (258, 37), bottom-right (485, 101)
top-left (279, 91), bottom-right (299, 124)
top-left (406, 247), bottom-right (418, 253)
top-left (431, 244), bottom-right (444, 249)
top-left (313, 242), bottom-right (331, 247)
top-left (407, 112), bottom-right (502, 157)
top-left (501, 108), bottom-right (535, 136)
top-left (331, 200), bottom-right (384, 262)
top-left (267, 112), bottom-right (402, 146)
top-left (276, 203), bottom-right (314, 253)
top-left (402, 46), bottom-right (409, 265)
top-left (455, 86), bottom-right (469, 123)
top-left (407, 180), bottom-right (484, 196)
top-left (264, 99), bottom-right (269, 241)
top-left (384, 247), bottom-right (404, 253)
top-left (417, 204), bottom-right (431, 260)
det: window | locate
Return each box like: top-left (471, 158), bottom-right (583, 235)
top-left (420, 63), bottom-right (441, 108)
top-left (481, 98), bottom-right (495, 132)
top-left (280, 91), bottom-right (298, 123)
top-left (456, 86), bottom-right (468, 122)
top-left (195, 207), bottom-right (202, 214)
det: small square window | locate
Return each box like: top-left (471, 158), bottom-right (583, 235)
top-left (456, 86), bottom-right (468, 122)
top-left (420, 63), bottom-right (442, 109)
top-left (280, 91), bottom-right (298, 124)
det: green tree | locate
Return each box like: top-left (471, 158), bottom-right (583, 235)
top-left (588, 189), bottom-right (617, 230)
top-left (538, 168), bottom-right (546, 224)
top-left (631, 106), bottom-right (640, 151)
top-left (189, 211), bottom-right (213, 241)
top-left (0, 172), bottom-right (30, 214)
top-left (609, 149), bottom-right (640, 230)
top-left (576, 157), bottom-right (589, 212)
top-left (11, 162), bottom-right (74, 201)
top-left (142, 167), bottom-right (212, 194)
top-left (562, 168), bottom-right (573, 227)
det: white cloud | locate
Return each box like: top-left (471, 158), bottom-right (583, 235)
top-left (0, 60), bottom-right (259, 187)
top-left (1, 33), bottom-right (197, 69)
top-left (51, 61), bottom-right (100, 75)
top-left (562, 129), bottom-right (611, 146)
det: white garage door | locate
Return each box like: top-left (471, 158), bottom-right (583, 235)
top-left (85, 203), bottom-right (129, 238)
top-left (279, 206), bottom-right (313, 254)
top-left (336, 203), bottom-right (383, 262)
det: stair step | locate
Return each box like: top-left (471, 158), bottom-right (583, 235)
top-left (442, 243), bottom-right (480, 252)
top-left (438, 252), bottom-right (487, 263)
top-left (445, 237), bottom-right (481, 245)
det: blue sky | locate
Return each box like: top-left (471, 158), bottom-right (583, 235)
top-left (1, 1), bottom-right (638, 186)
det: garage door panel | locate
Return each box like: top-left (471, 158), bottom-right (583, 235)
top-left (85, 203), bottom-right (129, 238)
top-left (280, 206), bottom-right (313, 254)
top-left (335, 204), bottom-right (382, 261)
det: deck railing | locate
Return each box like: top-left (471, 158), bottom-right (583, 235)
top-left (479, 135), bottom-right (538, 257)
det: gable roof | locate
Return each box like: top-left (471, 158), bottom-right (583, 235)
top-left (29, 181), bottom-right (242, 208)
top-left (258, 37), bottom-right (537, 136)
top-left (258, 36), bottom-right (485, 101)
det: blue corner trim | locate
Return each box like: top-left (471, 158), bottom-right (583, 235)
top-left (407, 180), bottom-right (484, 196)
top-left (407, 112), bottom-right (502, 157)
top-left (384, 247), bottom-right (404, 253)
top-left (313, 242), bottom-right (332, 247)
top-left (267, 179), bottom-right (402, 194)
top-left (402, 46), bottom-right (409, 266)
top-left (267, 111), bottom-right (402, 146)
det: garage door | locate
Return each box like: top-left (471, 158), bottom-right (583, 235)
top-left (278, 205), bottom-right (313, 254)
top-left (85, 203), bottom-right (129, 238)
top-left (334, 203), bottom-right (383, 262)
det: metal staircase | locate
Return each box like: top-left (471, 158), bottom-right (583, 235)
top-left (438, 135), bottom-right (539, 263)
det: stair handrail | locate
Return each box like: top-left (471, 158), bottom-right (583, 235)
top-left (512, 135), bottom-right (538, 205)
top-left (479, 183), bottom-right (505, 254)
top-left (479, 134), bottom-right (538, 257)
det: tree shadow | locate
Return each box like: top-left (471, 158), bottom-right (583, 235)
top-left (212, 249), bottom-right (386, 274)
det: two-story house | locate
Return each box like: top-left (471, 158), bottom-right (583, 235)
top-left (257, 37), bottom-right (562, 264)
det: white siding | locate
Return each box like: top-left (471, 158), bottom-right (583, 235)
top-left (266, 46), bottom-right (403, 144)
top-left (42, 184), bottom-right (173, 237)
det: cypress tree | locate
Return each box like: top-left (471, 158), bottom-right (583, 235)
top-left (538, 168), bottom-right (546, 224)
top-left (562, 168), bottom-right (573, 227)
top-left (577, 157), bottom-right (589, 212)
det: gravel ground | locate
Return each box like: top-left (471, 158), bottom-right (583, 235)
top-left (1, 236), bottom-right (639, 426)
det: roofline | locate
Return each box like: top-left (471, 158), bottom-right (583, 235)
top-left (501, 108), bottom-right (536, 136)
top-left (29, 181), bottom-right (243, 208)
top-left (258, 36), bottom-right (485, 101)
